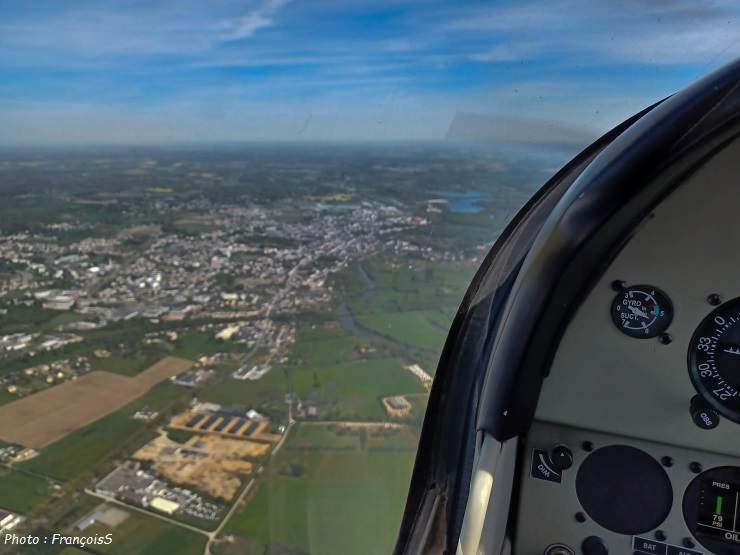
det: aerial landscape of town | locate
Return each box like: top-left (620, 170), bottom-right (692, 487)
top-left (0, 142), bottom-right (564, 555)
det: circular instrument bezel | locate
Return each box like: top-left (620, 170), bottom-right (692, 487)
top-left (611, 285), bottom-right (673, 339)
top-left (682, 466), bottom-right (740, 555)
top-left (688, 297), bottom-right (740, 424)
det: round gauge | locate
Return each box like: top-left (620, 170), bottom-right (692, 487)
top-left (682, 466), bottom-right (740, 555)
top-left (688, 297), bottom-right (740, 424)
top-left (611, 285), bottom-right (673, 338)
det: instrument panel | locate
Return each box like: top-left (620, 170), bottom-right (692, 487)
top-left (515, 135), bottom-right (740, 551)
top-left (517, 422), bottom-right (740, 555)
top-left (534, 137), bottom-right (740, 455)
top-left (688, 299), bottom-right (740, 425)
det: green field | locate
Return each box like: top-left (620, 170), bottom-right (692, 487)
top-left (351, 258), bottom-right (475, 313)
top-left (367, 427), bottom-right (420, 451)
top-left (0, 389), bottom-right (19, 407)
top-left (19, 383), bottom-right (189, 480)
top-left (222, 432), bottom-right (415, 555)
top-left (42, 312), bottom-right (88, 331)
top-left (72, 506), bottom-right (208, 555)
top-left (422, 309), bottom-right (456, 331)
top-left (354, 311), bottom-right (448, 351)
top-left (292, 326), bottom-right (364, 367)
top-left (288, 423), bottom-right (420, 453)
top-left (292, 358), bottom-right (426, 420)
top-left (204, 356), bottom-right (424, 422)
top-left (0, 468), bottom-right (54, 514)
top-left (336, 257), bottom-right (470, 358)
top-left (169, 330), bottom-right (240, 360)
top-left (288, 424), bottom-right (360, 450)
top-left (19, 414), bottom-right (144, 481)
top-left (94, 354), bottom-right (154, 377)
top-left (203, 366), bottom-right (289, 409)
top-left (0, 305), bottom-right (85, 335)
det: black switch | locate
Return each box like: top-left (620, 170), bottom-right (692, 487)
top-left (689, 396), bottom-right (720, 430)
top-left (551, 445), bottom-right (573, 471)
top-left (582, 536), bottom-right (608, 555)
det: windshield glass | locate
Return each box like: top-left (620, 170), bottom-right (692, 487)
top-left (0, 2), bottom-right (738, 555)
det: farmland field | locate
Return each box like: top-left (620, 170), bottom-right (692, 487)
top-left (71, 507), bottom-right (208, 555)
top-left (0, 468), bottom-right (54, 514)
top-left (288, 423), bottom-right (360, 450)
top-left (222, 426), bottom-right (415, 555)
top-left (354, 311), bottom-right (448, 351)
top-left (0, 389), bottom-right (18, 407)
top-left (292, 327), bottom-right (364, 366)
top-left (94, 354), bottom-right (154, 377)
top-left (170, 330), bottom-right (243, 360)
top-left (288, 422), bottom-right (420, 452)
top-left (291, 358), bottom-right (426, 420)
top-left (19, 383), bottom-right (189, 480)
top-left (0, 356), bottom-right (192, 447)
top-left (203, 366), bottom-right (289, 409)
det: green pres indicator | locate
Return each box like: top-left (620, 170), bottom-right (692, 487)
top-left (696, 479), bottom-right (740, 543)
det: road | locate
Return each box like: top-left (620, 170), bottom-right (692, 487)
top-left (82, 413), bottom-right (296, 555)
top-left (85, 255), bottom-right (307, 554)
top-left (204, 412), bottom-right (294, 555)
top-left (236, 255), bottom-right (309, 369)
top-left (84, 488), bottom-right (213, 538)
top-left (201, 259), bottom-right (305, 554)
top-left (87, 255), bottom-right (308, 553)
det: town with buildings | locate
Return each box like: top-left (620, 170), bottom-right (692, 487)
top-left (0, 146), bottom-right (538, 555)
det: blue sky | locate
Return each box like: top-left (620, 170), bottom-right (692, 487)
top-left (0, 0), bottom-right (738, 145)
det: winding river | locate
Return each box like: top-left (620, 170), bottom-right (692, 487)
top-left (337, 262), bottom-right (394, 344)
top-left (337, 302), bottom-right (381, 342)
top-left (356, 261), bottom-right (377, 300)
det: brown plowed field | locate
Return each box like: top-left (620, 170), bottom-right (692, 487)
top-left (0, 356), bottom-right (192, 447)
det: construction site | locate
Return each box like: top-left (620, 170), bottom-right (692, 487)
top-left (132, 432), bottom-right (270, 501)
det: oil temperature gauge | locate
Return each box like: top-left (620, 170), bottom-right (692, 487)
top-left (611, 285), bottom-right (673, 339)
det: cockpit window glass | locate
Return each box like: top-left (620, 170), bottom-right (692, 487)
top-left (0, 2), bottom-right (737, 553)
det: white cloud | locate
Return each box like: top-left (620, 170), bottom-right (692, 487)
top-left (0, 8), bottom-right (215, 63)
top-left (0, 0), bottom-right (737, 144)
top-left (219, 0), bottom-right (293, 41)
top-left (470, 42), bottom-right (542, 62)
top-left (449, 0), bottom-right (740, 66)
top-left (0, 1), bottom-right (297, 64)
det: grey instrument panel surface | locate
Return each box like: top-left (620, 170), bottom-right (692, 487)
top-left (535, 137), bottom-right (740, 457)
top-left (515, 421), bottom-right (735, 555)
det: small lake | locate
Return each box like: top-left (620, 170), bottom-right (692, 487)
top-left (431, 190), bottom-right (490, 213)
